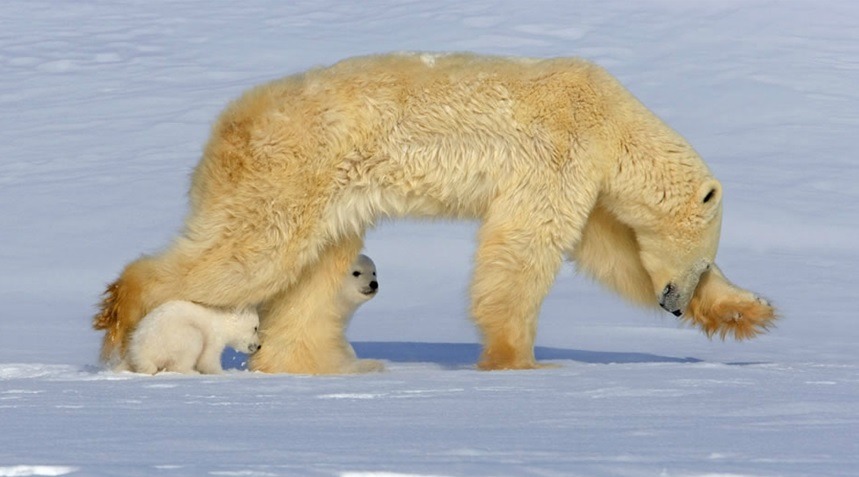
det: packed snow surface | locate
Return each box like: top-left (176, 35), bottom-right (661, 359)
top-left (2, 1), bottom-right (858, 476)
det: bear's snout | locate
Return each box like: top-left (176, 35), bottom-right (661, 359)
top-left (659, 283), bottom-right (683, 316)
top-left (248, 343), bottom-right (261, 354)
top-left (361, 281), bottom-right (379, 296)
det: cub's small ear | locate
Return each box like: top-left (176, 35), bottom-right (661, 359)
top-left (698, 180), bottom-right (722, 208)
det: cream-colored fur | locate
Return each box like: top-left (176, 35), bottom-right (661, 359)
top-left (684, 264), bottom-right (776, 340)
top-left (94, 52), bottom-right (776, 373)
top-left (126, 300), bottom-right (260, 375)
top-left (250, 254), bottom-right (383, 374)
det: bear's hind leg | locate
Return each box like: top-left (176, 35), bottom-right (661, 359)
top-left (195, 340), bottom-right (225, 374)
top-left (249, 234), bottom-right (374, 374)
top-left (471, 218), bottom-right (564, 370)
top-left (95, 225), bottom-right (303, 365)
top-left (155, 330), bottom-right (203, 374)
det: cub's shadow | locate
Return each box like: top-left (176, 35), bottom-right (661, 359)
top-left (223, 341), bottom-right (703, 371)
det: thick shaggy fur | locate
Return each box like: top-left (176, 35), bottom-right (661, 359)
top-left (94, 52), bottom-right (776, 373)
top-left (127, 301), bottom-right (261, 374)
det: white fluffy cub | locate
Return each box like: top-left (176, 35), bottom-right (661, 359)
top-left (128, 301), bottom-right (260, 374)
top-left (337, 254), bottom-right (383, 373)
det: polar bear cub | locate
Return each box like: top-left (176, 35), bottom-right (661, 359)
top-left (128, 301), bottom-right (261, 374)
top-left (333, 253), bottom-right (383, 373)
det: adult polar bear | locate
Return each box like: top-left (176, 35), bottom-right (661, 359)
top-left (94, 52), bottom-right (776, 373)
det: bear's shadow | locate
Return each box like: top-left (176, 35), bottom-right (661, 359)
top-left (222, 341), bottom-right (709, 371)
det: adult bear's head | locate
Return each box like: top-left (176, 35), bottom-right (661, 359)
top-left (605, 146), bottom-right (723, 316)
top-left (592, 68), bottom-right (725, 316)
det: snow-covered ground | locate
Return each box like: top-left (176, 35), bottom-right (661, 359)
top-left (2, 1), bottom-right (858, 476)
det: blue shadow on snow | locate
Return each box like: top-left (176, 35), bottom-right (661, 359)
top-left (223, 341), bottom-right (703, 371)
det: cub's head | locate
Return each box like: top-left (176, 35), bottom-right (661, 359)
top-left (341, 254), bottom-right (379, 306)
top-left (226, 308), bottom-right (261, 354)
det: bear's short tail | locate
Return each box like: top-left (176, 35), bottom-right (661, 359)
top-left (93, 256), bottom-right (159, 363)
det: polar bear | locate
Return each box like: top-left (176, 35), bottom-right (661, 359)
top-left (127, 300), bottom-right (261, 374)
top-left (94, 52), bottom-right (776, 374)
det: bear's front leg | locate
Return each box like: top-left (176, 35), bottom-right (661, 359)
top-left (195, 343), bottom-right (225, 374)
top-left (471, 217), bottom-right (564, 370)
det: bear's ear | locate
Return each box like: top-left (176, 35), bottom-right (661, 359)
top-left (697, 179), bottom-right (722, 211)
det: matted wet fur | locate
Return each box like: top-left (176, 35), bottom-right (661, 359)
top-left (94, 52), bottom-right (777, 373)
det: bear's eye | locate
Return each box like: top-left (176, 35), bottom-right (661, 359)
top-left (702, 188), bottom-right (716, 204)
top-left (254, 326), bottom-right (258, 332)
top-left (352, 271), bottom-right (361, 277)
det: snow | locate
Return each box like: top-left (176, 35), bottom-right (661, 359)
top-left (1, 1), bottom-right (858, 475)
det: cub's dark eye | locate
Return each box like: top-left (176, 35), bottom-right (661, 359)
top-left (352, 271), bottom-right (361, 277)
top-left (254, 326), bottom-right (258, 332)
top-left (702, 188), bottom-right (716, 204)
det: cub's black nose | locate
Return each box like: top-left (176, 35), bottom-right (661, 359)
top-left (370, 281), bottom-right (378, 290)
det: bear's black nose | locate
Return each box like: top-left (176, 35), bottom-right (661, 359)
top-left (370, 281), bottom-right (378, 290)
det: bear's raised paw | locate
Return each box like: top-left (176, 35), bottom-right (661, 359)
top-left (684, 265), bottom-right (778, 340)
